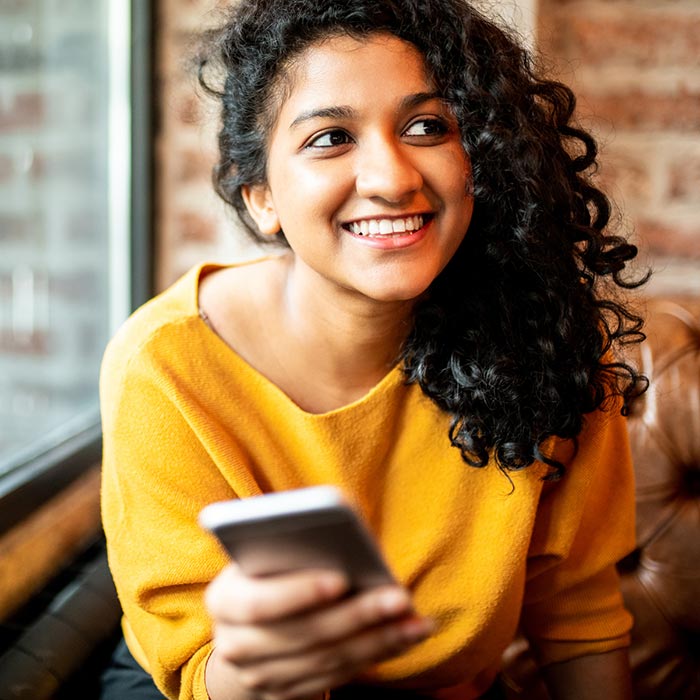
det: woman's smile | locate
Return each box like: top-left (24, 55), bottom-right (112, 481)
top-left (342, 213), bottom-right (431, 236)
top-left (242, 32), bottom-right (474, 304)
top-left (341, 213), bottom-right (435, 250)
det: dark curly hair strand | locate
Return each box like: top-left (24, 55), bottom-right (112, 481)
top-left (197, 0), bottom-right (649, 478)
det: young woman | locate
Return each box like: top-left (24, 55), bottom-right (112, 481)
top-left (99, 1), bottom-right (647, 699)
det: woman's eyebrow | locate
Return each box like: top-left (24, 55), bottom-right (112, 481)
top-left (288, 92), bottom-right (443, 130)
top-left (289, 105), bottom-right (356, 129)
top-left (400, 91), bottom-right (443, 110)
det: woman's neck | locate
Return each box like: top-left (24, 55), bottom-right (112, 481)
top-left (274, 256), bottom-right (415, 411)
top-left (290, 265), bottom-right (412, 355)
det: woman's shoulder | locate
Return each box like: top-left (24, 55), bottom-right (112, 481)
top-left (103, 264), bottom-right (205, 367)
top-left (105, 255), bottom-right (280, 362)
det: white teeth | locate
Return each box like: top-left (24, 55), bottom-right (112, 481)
top-left (347, 215), bottom-right (425, 236)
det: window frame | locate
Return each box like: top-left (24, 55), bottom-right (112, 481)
top-left (0, 0), bottom-right (153, 535)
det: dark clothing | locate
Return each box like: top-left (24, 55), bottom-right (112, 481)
top-left (100, 638), bottom-right (164, 700)
top-left (100, 636), bottom-right (506, 700)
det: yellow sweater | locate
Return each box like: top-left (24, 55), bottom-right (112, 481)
top-left (100, 263), bottom-right (635, 700)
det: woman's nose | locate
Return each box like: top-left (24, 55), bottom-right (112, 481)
top-left (354, 137), bottom-right (423, 203)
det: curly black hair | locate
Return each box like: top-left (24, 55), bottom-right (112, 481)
top-left (197, 0), bottom-right (648, 478)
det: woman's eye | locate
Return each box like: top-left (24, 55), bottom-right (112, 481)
top-left (404, 118), bottom-right (448, 137)
top-left (306, 130), bottom-right (352, 149)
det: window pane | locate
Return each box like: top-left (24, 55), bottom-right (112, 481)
top-left (0, 0), bottom-right (122, 475)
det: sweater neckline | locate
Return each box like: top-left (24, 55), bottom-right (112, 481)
top-left (189, 261), bottom-right (408, 419)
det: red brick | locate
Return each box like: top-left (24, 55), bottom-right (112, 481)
top-left (0, 330), bottom-right (49, 356)
top-left (0, 93), bottom-right (46, 131)
top-left (0, 0), bottom-right (29, 13)
top-left (549, 13), bottom-right (700, 68)
top-left (583, 89), bottom-right (700, 132)
top-left (173, 91), bottom-right (205, 126)
top-left (636, 219), bottom-right (700, 259)
top-left (596, 151), bottom-right (653, 203)
top-left (668, 157), bottom-right (700, 204)
top-left (176, 211), bottom-right (218, 242)
top-left (174, 147), bottom-right (215, 184)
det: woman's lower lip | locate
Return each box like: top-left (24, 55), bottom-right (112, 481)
top-left (346, 222), bottom-right (430, 249)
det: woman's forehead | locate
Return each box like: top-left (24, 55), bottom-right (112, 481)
top-left (276, 33), bottom-right (432, 110)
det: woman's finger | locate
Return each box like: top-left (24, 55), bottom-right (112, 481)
top-left (232, 614), bottom-right (434, 699)
top-left (214, 584), bottom-right (415, 663)
top-left (205, 563), bottom-right (349, 624)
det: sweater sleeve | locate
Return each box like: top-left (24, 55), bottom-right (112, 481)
top-left (100, 329), bottom-right (247, 700)
top-left (519, 401), bottom-right (636, 666)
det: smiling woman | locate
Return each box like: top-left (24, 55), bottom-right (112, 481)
top-left (100, 1), bottom-right (645, 699)
top-left (239, 35), bottom-right (473, 306)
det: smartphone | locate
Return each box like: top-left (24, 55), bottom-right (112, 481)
top-left (199, 485), bottom-right (395, 591)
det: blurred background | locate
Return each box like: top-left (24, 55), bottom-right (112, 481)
top-left (0, 0), bottom-right (698, 630)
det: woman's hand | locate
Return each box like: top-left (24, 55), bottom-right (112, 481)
top-left (204, 563), bottom-right (433, 700)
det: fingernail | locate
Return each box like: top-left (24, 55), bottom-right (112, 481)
top-left (378, 589), bottom-right (410, 615)
top-left (318, 572), bottom-right (347, 597)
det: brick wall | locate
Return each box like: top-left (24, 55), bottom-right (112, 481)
top-left (538, 0), bottom-right (700, 295)
top-left (154, 0), bottom-right (260, 292)
top-left (155, 0), bottom-right (700, 296)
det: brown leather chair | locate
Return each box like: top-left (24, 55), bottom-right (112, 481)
top-left (502, 299), bottom-right (700, 698)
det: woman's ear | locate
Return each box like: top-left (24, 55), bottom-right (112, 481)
top-left (241, 183), bottom-right (281, 236)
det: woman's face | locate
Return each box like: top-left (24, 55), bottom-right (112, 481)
top-left (243, 33), bottom-right (473, 305)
